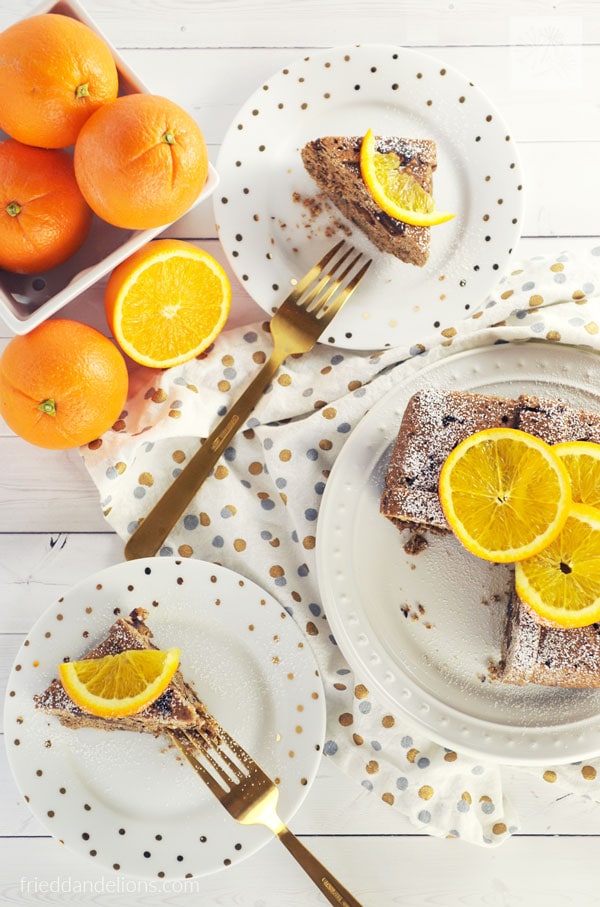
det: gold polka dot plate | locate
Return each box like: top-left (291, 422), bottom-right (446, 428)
top-left (4, 557), bottom-right (325, 878)
top-left (215, 44), bottom-right (524, 351)
top-left (316, 341), bottom-right (600, 764)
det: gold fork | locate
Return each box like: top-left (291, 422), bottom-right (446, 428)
top-left (124, 240), bottom-right (372, 561)
top-left (169, 726), bottom-right (364, 907)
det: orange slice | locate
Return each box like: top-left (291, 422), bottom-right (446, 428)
top-left (438, 427), bottom-right (572, 563)
top-left (553, 440), bottom-right (600, 509)
top-left (515, 503), bottom-right (600, 628)
top-left (58, 647), bottom-right (181, 718)
top-left (359, 128), bottom-right (455, 227)
top-left (105, 238), bottom-right (231, 368)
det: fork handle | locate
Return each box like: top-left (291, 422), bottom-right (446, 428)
top-left (124, 347), bottom-right (286, 560)
top-left (276, 826), bottom-right (364, 907)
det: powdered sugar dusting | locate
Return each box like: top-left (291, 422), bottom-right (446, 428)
top-left (499, 594), bottom-right (600, 688)
top-left (518, 394), bottom-right (600, 445)
top-left (381, 486), bottom-right (447, 529)
top-left (382, 389), bottom-right (600, 531)
top-left (381, 387), bottom-right (600, 689)
top-left (382, 388), bottom-right (519, 516)
top-left (301, 134), bottom-right (435, 264)
top-left (34, 608), bottom-right (217, 735)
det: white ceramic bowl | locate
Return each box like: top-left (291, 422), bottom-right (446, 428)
top-left (0, 0), bottom-right (219, 334)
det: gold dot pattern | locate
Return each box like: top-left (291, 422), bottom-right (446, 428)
top-left (7, 557), bottom-right (327, 877)
top-left (81, 246), bottom-right (600, 848)
top-left (215, 48), bottom-right (525, 350)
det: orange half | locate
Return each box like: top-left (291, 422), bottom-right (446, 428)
top-left (105, 239), bottom-right (231, 368)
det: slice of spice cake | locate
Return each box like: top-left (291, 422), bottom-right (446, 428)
top-left (35, 607), bottom-right (220, 741)
top-left (301, 135), bottom-right (437, 266)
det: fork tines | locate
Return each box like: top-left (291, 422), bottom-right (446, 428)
top-left (169, 726), bottom-right (256, 797)
top-left (288, 240), bottom-right (372, 318)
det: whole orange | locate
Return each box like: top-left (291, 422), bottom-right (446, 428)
top-left (0, 13), bottom-right (119, 149)
top-left (0, 140), bottom-right (93, 274)
top-left (74, 93), bottom-right (209, 230)
top-left (0, 319), bottom-right (129, 450)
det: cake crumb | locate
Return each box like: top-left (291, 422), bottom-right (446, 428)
top-left (399, 602), bottom-right (433, 628)
top-left (286, 190), bottom-right (354, 243)
top-left (403, 532), bottom-right (429, 556)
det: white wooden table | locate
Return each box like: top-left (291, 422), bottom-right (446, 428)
top-left (2, 1), bottom-right (600, 904)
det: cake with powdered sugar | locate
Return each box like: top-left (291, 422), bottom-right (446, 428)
top-left (380, 389), bottom-right (520, 533)
top-left (495, 591), bottom-right (600, 688)
top-left (35, 607), bottom-right (221, 740)
top-left (517, 394), bottom-right (600, 446)
top-left (300, 135), bottom-right (437, 266)
top-left (381, 388), bottom-right (600, 688)
top-left (381, 388), bottom-right (600, 535)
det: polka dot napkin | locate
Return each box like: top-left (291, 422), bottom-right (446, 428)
top-left (82, 245), bottom-right (600, 846)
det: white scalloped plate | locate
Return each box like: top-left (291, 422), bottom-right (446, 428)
top-left (316, 341), bottom-right (600, 764)
top-left (215, 44), bottom-right (524, 351)
top-left (4, 558), bottom-right (325, 878)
